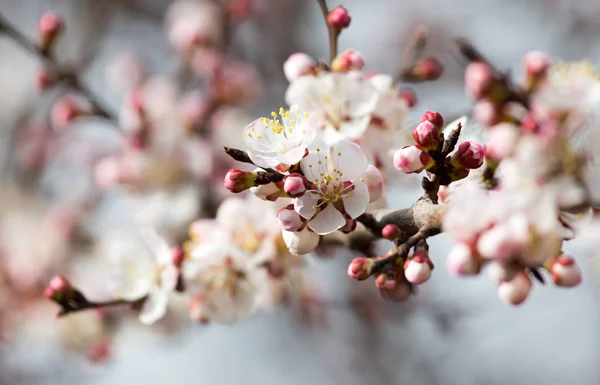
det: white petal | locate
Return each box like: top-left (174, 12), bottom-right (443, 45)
top-left (277, 145), bottom-right (306, 165)
top-left (139, 287), bottom-right (169, 325)
top-left (139, 228), bottom-right (172, 265)
top-left (294, 194), bottom-right (318, 219)
top-left (337, 116), bottom-right (371, 139)
top-left (282, 227), bottom-right (320, 255)
top-left (307, 204), bottom-right (346, 235)
top-left (334, 139), bottom-right (368, 181)
top-left (369, 74), bottom-right (394, 91)
top-left (300, 139), bottom-right (329, 181)
top-left (342, 182), bottom-right (370, 218)
top-left (247, 152), bottom-right (280, 168)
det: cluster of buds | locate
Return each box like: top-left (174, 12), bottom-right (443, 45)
top-left (393, 111), bottom-right (484, 182)
top-left (37, 12), bottom-right (64, 55)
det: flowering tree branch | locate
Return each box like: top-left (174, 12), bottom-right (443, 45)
top-left (315, 0), bottom-right (339, 64)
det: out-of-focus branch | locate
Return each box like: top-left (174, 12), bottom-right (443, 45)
top-left (316, 0), bottom-right (338, 64)
top-left (0, 13), bottom-right (114, 120)
top-left (394, 25), bottom-right (428, 83)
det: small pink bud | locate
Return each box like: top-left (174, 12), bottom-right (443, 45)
top-left (38, 12), bottom-right (64, 53)
top-left (497, 272), bottom-right (532, 306)
top-left (172, 247), bottom-right (185, 269)
top-left (393, 145), bottom-right (433, 174)
top-left (399, 89), bottom-right (417, 108)
top-left (404, 254), bottom-right (433, 285)
top-left (347, 257), bottom-right (372, 281)
top-left (327, 6), bottom-right (351, 29)
top-left (224, 169), bottom-right (257, 193)
top-left (283, 53), bottom-right (316, 82)
top-left (523, 51), bottom-right (550, 78)
top-left (379, 282), bottom-right (411, 302)
top-left (277, 205), bottom-right (305, 232)
top-left (550, 256), bottom-right (582, 288)
top-left (464, 62), bottom-right (494, 100)
top-left (51, 97), bottom-right (80, 130)
top-left (44, 275), bottom-right (71, 299)
top-left (488, 262), bottom-right (519, 283)
top-left (364, 164), bottom-right (384, 203)
top-left (420, 110), bottom-right (444, 130)
top-left (332, 49), bottom-right (365, 72)
top-left (375, 273), bottom-right (397, 291)
top-left (35, 67), bottom-right (58, 91)
top-left (473, 99), bottom-right (501, 126)
top-left (448, 243), bottom-right (482, 276)
top-left (410, 57), bottom-right (443, 81)
top-left (485, 123), bottom-right (520, 162)
top-left (283, 173), bottom-right (308, 197)
top-left (381, 224), bottom-right (400, 240)
top-left (452, 141), bottom-right (484, 169)
top-left (412, 120), bottom-right (440, 149)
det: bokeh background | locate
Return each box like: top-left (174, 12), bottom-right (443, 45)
top-left (1, 0), bottom-right (600, 384)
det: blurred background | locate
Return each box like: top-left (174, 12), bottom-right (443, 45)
top-left (1, 0), bottom-right (600, 384)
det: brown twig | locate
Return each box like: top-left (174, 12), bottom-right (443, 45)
top-left (394, 25), bottom-right (428, 84)
top-left (316, 0), bottom-right (338, 64)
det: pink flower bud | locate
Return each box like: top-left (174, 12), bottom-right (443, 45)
top-left (382, 224), bottom-right (400, 240)
top-left (44, 275), bottom-right (71, 299)
top-left (50, 97), bottom-right (80, 130)
top-left (410, 57), bottom-right (443, 81)
top-left (379, 282), bottom-right (411, 302)
top-left (327, 6), bottom-right (351, 29)
top-left (393, 146), bottom-right (433, 174)
top-left (224, 169), bottom-right (257, 193)
top-left (412, 120), bottom-right (440, 149)
top-left (473, 99), bottom-right (501, 126)
top-left (277, 204), bottom-right (305, 231)
top-left (347, 257), bottom-right (372, 281)
top-left (399, 89), bottom-right (417, 108)
top-left (375, 273), bottom-right (397, 291)
top-left (550, 256), bottom-right (582, 288)
top-left (485, 123), bottom-right (520, 162)
top-left (497, 272), bottom-right (532, 306)
top-left (172, 247), bottom-right (185, 269)
top-left (282, 227), bottom-right (320, 255)
top-left (332, 49), bottom-right (365, 72)
top-left (488, 262), bottom-right (519, 283)
top-left (283, 173), bottom-right (308, 197)
top-left (283, 53), bottom-right (316, 82)
top-left (523, 51), bottom-right (550, 78)
top-left (420, 110), bottom-right (444, 130)
top-left (364, 164), bottom-right (384, 203)
top-left (35, 67), bottom-right (57, 91)
top-left (452, 141), bottom-right (484, 169)
top-left (448, 243), bottom-right (482, 276)
top-left (38, 12), bottom-right (63, 52)
top-left (404, 254), bottom-right (433, 285)
top-left (464, 62), bottom-right (493, 100)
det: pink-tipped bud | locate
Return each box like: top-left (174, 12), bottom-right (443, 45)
top-left (35, 67), bottom-right (58, 91)
top-left (227, 0), bottom-right (252, 21)
top-left (488, 262), bottom-right (519, 283)
top-left (399, 89), bottom-right (417, 108)
top-left (331, 49), bottom-right (365, 72)
top-left (497, 272), bottom-right (532, 306)
top-left (393, 145), bottom-right (433, 174)
top-left (50, 97), bottom-right (80, 130)
top-left (420, 110), bottom-right (444, 130)
top-left (277, 204), bottom-right (305, 232)
top-left (485, 123), bottom-right (520, 162)
top-left (473, 99), bottom-right (501, 126)
top-left (44, 275), bottom-right (71, 299)
top-left (172, 247), bottom-right (185, 269)
top-left (382, 224), bottom-right (400, 240)
top-left (283, 53), bottom-right (316, 82)
top-left (339, 217), bottom-right (357, 234)
top-left (283, 173), bottom-right (308, 197)
top-left (452, 141), bottom-right (485, 169)
top-left (375, 273), bottom-right (397, 291)
top-left (523, 51), bottom-right (550, 78)
top-left (38, 12), bottom-right (64, 53)
top-left (224, 169), bottom-right (257, 193)
top-left (448, 243), bottom-right (482, 276)
top-left (464, 62), bottom-right (494, 100)
top-left (550, 256), bottom-right (582, 288)
top-left (327, 6), bottom-right (351, 29)
top-left (404, 254), bottom-right (433, 285)
top-left (412, 120), bottom-right (440, 149)
top-left (347, 257), bottom-right (372, 281)
top-left (364, 164), bottom-right (384, 203)
top-left (379, 282), bottom-right (411, 302)
top-left (409, 57), bottom-right (443, 81)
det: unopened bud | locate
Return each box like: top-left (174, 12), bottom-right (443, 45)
top-left (381, 224), bottom-right (400, 240)
top-left (379, 282), bottom-right (411, 302)
top-left (224, 169), bottom-right (257, 193)
top-left (44, 275), bottom-right (71, 299)
top-left (412, 120), bottom-right (440, 149)
top-left (497, 272), bottom-right (532, 306)
top-left (399, 89), bottom-right (417, 108)
top-left (283, 173), bottom-right (308, 197)
top-left (364, 165), bottom-right (384, 203)
top-left (404, 253), bottom-right (433, 285)
top-left (375, 273), bottom-right (397, 291)
top-left (473, 99), bottom-right (501, 126)
top-left (331, 49), bottom-right (365, 72)
top-left (35, 67), bottom-right (58, 91)
top-left (451, 141), bottom-right (484, 169)
top-left (393, 145), bottom-right (433, 174)
top-left (448, 243), bottom-right (482, 276)
top-left (550, 256), bottom-right (582, 288)
top-left (277, 204), bottom-right (305, 232)
top-left (485, 123), bottom-right (520, 162)
top-left (283, 53), bottom-right (316, 82)
top-left (420, 110), bottom-right (444, 130)
top-left (523, 51), bottom-right (550, 79)
top-left (464, 62), bottom-right (494, 100)
top-left (282, 227), bottom-right (320, 255)
top-left (37, 12), bottom-right (64, 54)
top-left (347, 257), bottom-right (372, 281)
top-left (227, 0), bottom-right (252, 21)
top-left (327, 6), bottom-right (351, 30)
top-left (51, 97), bottom-right (81, 130)
top-left (408, 57), bottom-right (443, 81)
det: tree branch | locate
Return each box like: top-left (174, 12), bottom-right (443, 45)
top-left (316, 0), bottom-right (338, 64)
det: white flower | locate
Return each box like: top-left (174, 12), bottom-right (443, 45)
top-left (105, 229), bottom-right (177, 325)
top-left (243, 105), bottom-right (316, 168)
top-left (282, 227), bottom-right (320, 255)
top-left (294, 139), bottom-right (370, 235)
top-left (285, 72), bottom-right (378, 145)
